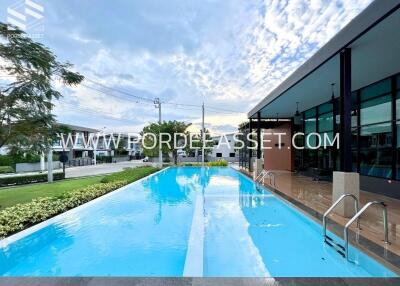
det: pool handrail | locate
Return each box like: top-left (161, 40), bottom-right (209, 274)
top-left (344, 201), bottom-right (389, 261)
top-left (255, 170), bottom-right (276, 187)
top-left (323, 194), bottom-right (359, 243)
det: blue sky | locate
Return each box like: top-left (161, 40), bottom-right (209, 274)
top-left (0, 0), bottom-right (373, 134)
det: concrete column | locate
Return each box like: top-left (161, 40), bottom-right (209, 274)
top-left (253, 158), bottom-right (264, 180)
top-left (93, 150), bottom-right (97, 165)
top-left (332, 171), bottom-right (359, 218)
top-left (47, 149), bottom-right (53, 183)
top-left (340, 48), bottom-right (352, 172)
top-left (40, 151), bottom-right (45, 172)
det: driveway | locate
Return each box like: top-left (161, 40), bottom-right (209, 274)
top-left (65, 160), bottom-right (152, 178)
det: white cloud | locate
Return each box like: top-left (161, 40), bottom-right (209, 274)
top-left (48, 0), bottom-right (373, 132)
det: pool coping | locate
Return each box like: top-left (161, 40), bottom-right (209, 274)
top-left (0, 277), bottom-right (400, 286)
top-left (235, 168), bottom-right (400, 275)
top-left (0, 167), bottom-right (169, 249)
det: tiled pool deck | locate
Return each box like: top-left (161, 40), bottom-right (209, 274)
top-left (237, 167), bottom-right (400, 272)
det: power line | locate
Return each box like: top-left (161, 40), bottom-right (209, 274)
top-left (84, 77), bottom-right (154, 103)
top-left (81, 83), bottom-right (151, 105)
top-left (56, 101), bottom-right (139, 125)
top-left (84, 78), bottom-right (245, 114)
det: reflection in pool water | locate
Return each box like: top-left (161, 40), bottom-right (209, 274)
top-left (0, 167), bottom-right (396, 277)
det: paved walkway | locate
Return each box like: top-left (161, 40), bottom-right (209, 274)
top-left (0, 161), bottom-right (153, 179)
top-left (65, 161), bottom-right (153, 178)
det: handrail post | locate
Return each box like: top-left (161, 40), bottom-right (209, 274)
top-left (382, 203), bottom-right (389, 244)
top-left (344, 201), bottom-right (389, 261)
top-left (354, 199), bottom-right (360, 229)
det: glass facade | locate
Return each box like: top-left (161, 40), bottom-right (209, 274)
top-left (299, 101), bottom-right (336, 174)
top-left (353, 77), bottom-right (395, 179)
top-left (303, 108), bottom-right (317, 169)
top-left (397, 77), bottom-right (400, 179)
top-left (298, 73), bottom-right (400, 181)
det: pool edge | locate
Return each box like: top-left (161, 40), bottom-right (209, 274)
top-left (0, 167), bottom-right (169, 249)
top-left (233, 167), bottom-right (400, 276)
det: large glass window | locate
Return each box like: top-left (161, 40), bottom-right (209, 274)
top-left (397, 91), bottom-right (400, 120)
top-left (359, 123), bottom-right (392, 178)
top-left (360, 78), bottom-right (391, 101)
top-left (318, 103), bottom-right (334, 171)
top-left (304, 108), bottom-right (317, 149)
top-left (397, 88), bottom-right (400, 179)
top-left (360, 95), bottom-right (391, 125)
top-left (355, 77), bottom-right (394, 179)
top-left (297, 75), bottom-right (400, 180)
top-left (397, 124), bottom-right (400, 180)
top-left (303, 108), bottom-right (317, 168)
top-left (318, 112), bottom-right (333, 132)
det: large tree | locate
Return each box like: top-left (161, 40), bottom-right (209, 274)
top-left (0, 22), bottom-right (84, 152)
top-left (142, 120), bottom-right (191, 164)
top-left (184, 129), bottom-right (214, 158)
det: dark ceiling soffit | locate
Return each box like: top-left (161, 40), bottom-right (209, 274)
top-left (239, 120), bottom-right (291, 130)
top-left (248, 0), bottom-right (400, 119)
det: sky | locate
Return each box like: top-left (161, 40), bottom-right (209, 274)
top-left (0, 0), bottom-right (373, 135)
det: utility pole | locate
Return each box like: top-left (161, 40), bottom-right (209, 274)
top-left (154, 98), bottom-right (162, 167)
top-left (202, 102), bottom-right (205, 167)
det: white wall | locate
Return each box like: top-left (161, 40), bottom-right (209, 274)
top-left (210, 134), bottom-right (237, 160)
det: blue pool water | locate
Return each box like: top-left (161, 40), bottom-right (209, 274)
top-left (0, 167), bottom-right (396, 277)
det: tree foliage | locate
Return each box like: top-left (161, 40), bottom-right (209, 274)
top-left (141, 120), bottom-right (191, 164)
top-left (184, 129), bottom-right (214, 157)
top-left (0, 22), bottom-right (84, 151)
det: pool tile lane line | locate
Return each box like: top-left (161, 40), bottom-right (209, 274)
top-left (183, 195), bottom-right (204, 277)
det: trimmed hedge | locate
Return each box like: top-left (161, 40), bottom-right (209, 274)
top-left (0, 166), bottom-right (14, 174)
top-left (0, 180), bottom-right (127, 238)
top-left (179, 161), bottom-right (228, 167)
top-left (0, 172), bottom-right (65, 187)
top-left (101, 166), bottom-right (158, 184)
top-left (0, 154), bottom-right (41, 166)
top-left (96, 155), bottom-right (113, 163)
top-left (207, 160), bottom-right (228, 167)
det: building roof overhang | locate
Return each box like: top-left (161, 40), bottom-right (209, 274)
top-left (248, 0), bottom-right (400, 119)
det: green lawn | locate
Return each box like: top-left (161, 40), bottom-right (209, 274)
top-left (0, 176), bottom-right (103, 210)
top-left (0, 166), bottom-right (159, 210)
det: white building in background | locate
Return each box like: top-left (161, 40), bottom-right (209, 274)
top-left (0, 146), bottom-right (9, 156)
top-left (209, 133), bottom-right (238, 162)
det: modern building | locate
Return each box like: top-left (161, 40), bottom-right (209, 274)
top-left (53, 124), bottom-right (100, 161)
top-left (209, 133), bottom-right (238, 162)
top-left (53, 125), bottom-right (142, 162)
top-left (242, 0), bottom-right (400, 199)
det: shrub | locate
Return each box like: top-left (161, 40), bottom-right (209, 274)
top-left (0, 155), bottom-right (13, 167)
top-left (179, 162), bottom-right (200, 166)
top-left (0, 180), bottom-right (127, 238)
top-left (96, 155), bottom-right (113, 163)
top-left (101, 166), bottom-right (158, 184)
top-left (0, 154), bottom-right (42, 166)
top-left (0, 172), bottom-right (65, 187)
top-left (207, 160), bottom-right (228, 167)
top-left (0, 166), bottom-right (14, 174)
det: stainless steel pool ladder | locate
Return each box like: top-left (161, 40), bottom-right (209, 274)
top-left (255, 170), bottom-right (266, 182)
top-left (323, 194), bottom-right (359, 257)
top-left (255, 170), bottom-right (276, 187)
top-left (344, 201), bottom-right (389, 261)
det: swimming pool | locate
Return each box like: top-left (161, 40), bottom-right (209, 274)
top-left (0, 167), bottom-right (396, 277)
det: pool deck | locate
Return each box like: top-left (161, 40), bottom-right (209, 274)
top-left (236, 166), bottom-right (400, 272)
